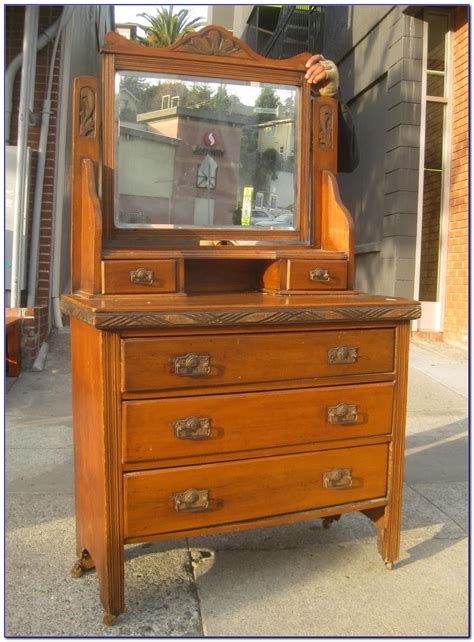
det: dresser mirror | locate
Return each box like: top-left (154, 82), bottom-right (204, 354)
top-left (116, 71), bottom-right (299, 232)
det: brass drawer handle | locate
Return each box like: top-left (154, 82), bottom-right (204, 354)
top-left (309, 267), bottom-right (330, 282)
top-left (174, 353), bottom-right (211, 377)
top-left (130, 267), bottom-right (155, 285)
top-left (173, 416), bottom-right (212, 440)
top-left (327, 346), bottom-right (359, 365)
top-left (173, 488), bottom-right (209, 513)
top-left (327, 402), bottom-right (358, 425)
top-left (323, 468), bottom-right (353, 490)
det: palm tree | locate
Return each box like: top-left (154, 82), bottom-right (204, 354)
top-left (138, 6), bottom-right (205, 48)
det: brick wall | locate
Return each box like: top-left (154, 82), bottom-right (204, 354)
top-left (6, 6), bottom-right (62, 367)
top-left (443, 7), bottom-right (468, 345)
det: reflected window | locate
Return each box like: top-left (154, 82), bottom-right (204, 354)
top-left (115, 71), bottom-right (299, 231)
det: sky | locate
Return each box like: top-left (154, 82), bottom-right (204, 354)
top-left (114, 5), bottom-right (209, 26)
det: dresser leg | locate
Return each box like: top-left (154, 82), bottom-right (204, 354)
top-left (361, 506), bottom-right (391, 564)
top-left (70, 549), bottom-right (95, 578)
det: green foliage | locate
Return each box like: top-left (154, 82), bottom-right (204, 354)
top-left (255, 87), bottom-right (281, 123)
top-left (137, 6), bottom-right (205, 48)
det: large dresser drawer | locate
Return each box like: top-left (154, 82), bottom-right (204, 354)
top-left (124, 443), bottom-right (389, 538)
top-left (121, 328), bottom-right (395, 393)
top-left (122, 382), bottom-right (394, 463)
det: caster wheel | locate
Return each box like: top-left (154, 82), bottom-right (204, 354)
top-left (385, 561), bottom-right (394, 571)
top-left (103, 612), bottom-right (116, 626)
top-left (322, 514), bottom-right (341, 529)
top-left (70, 562), bottom-right (84, 578)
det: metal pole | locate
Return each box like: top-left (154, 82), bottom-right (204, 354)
top-left (11, 7), bottom-right (38, 308)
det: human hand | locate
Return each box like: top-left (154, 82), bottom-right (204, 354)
top-left (305, 54), bottom-right (339, 97)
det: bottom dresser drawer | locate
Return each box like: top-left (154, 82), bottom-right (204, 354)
top-left (124, 443), bottom-right (388, 539)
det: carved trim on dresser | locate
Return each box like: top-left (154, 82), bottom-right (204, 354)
top-left (79, 86), bottom-right (96, 138)
top-left (319, 104), bottom-right (333, 149)
top-left (172, 28), bottom-right (244, 57)
top-left (60, 300), bottom-right (421, 329)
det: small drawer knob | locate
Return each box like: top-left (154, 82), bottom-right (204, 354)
top-left (174, 353), bottom-right (211, 377)
top-left (173, 416), bottom-right (212, 440)
top-left (327, 346), bottom-right (359, 365)
top-left (309, 267), bottom-right (330, 282)
top-left (173, 488), bottom-right (209, 513)
top-left (322, 468), bottom-right (353, 490)
top-left (327, 402), bottom-right (358, 425)
top-left (130, 267), bottom-right (155, 285)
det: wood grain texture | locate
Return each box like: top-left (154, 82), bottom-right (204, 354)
top-left (122, 382), bottom-right (394, 464)
top-left (70, 320), bottom-right (124, 617)
top-left (71, 77), bottom-right (100, 292)
top-left (80, 159), bottom-right (102, 294)
top-left (321, 170), bottom-right (355, 288)
top-left (121, 327), bottom-right (395, 393)
top-left (102, 260), bottom-right (178, 294)
top-left (312, 97), bottom-right (338, 247)
top-left (384, 322), bottom-right (411, 564)
top-left (124, 443), bottom-right (389, 538)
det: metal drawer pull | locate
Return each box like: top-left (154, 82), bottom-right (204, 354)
top-left (173, 416), bottom-right (212, 440)
top-left (327, 346), bottom-right (359, 365)
top-left (130, 267), bottom-right (155, 285)
top-left (174, 353), bottom-right (211, 377)
top-left (309, 267), bottom-right (330, 282)
top-left (323, 468), bottom-right (353, 490)
top-left (327, 402), bottom-right (358, 425)
top-left (173, 489), bottom-right (209, 513)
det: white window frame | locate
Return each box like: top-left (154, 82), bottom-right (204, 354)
top-left (413, 9), bottom-right (453, 332)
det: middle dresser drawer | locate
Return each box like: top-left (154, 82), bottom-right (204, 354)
top-left (122, 382), bottom-right (394, 464)
top-left (121, 328), bottom-right (395, 393)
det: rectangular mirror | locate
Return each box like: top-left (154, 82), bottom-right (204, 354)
top-left (115, 71), bottom-right (299, 232)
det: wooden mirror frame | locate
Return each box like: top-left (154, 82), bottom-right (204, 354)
top-left (100, 26), bottom-right (327, 250)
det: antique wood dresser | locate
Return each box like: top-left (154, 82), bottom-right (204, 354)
top-left (61, 27), bottom-right (421, 625)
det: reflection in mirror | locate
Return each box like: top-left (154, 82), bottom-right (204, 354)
top-left (115, 71), bottom-right (299, 231)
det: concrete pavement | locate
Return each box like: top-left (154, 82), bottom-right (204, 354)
top-left (5, 331), bottom-right (468, 636)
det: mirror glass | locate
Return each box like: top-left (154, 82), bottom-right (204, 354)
top-left (115, 71), bottom-right (299, 231)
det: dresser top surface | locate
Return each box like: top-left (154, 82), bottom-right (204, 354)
top-left (61, 291), bottom-right (421, 330)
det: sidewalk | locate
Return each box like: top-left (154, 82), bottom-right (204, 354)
top-left (5, 331), bottom-right (468, 636)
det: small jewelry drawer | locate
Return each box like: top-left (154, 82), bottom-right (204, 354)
top-left (288, 259), bottom-right (347, 290)
top-left (120, 328), bottom-right (395, 394)
top-left (123, 443), bottom-right (389, 539)
top-left (102, 260), bottom-right (178, 294)
top-left (122, 382), bottom-right (394, 464)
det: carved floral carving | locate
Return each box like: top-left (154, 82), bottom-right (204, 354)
top-left (175, 28), bottom-right (245, 57)
top-left (319, 104), bottom-right (333, 149)
top-left (79, 86), bottom-right (96, 137)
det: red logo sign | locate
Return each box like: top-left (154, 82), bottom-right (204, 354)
top-left (203, 131), bottom-right (218, 147)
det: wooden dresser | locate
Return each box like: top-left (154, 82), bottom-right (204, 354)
top-left (61, 27), bottom-right (420, 625)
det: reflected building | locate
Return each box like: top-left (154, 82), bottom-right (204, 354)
top-left (118, 105), bottom-right (250, 227)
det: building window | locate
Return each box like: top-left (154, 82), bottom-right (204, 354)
top-left (418, 11), bottom-right (450, 302)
